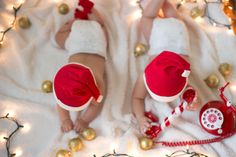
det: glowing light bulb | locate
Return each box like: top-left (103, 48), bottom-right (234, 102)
top-left (14, 148), bottom-right (23, 157)
top-left (195, 17), bottom-right (203, 23)
top-left (130, 0), bottom-right (138, 6)
top-left (16, 0), bottom-right (25, 4)
top-left (22, 123), bottom-right (31, 133)
top-left (6, 5), bottom-right (14, 11)
top-left (110, 141), bottom-right (118, 150)
top-left (213, 23), bottom-right (217, 27)
top-left (4, 110), bottom-right (16, 117)
top-left (227, 28), bottom-right (234, 35)
top-left (186, 144), bottom-right (189, 150)
top-left (230, 84), bottom-right (236, 91)
top-left (0, 133), bottom-right (7, 143)
top-left (132, 10), bottom-right (142, 20)
top-left (51, 0), bottom-right (62, 3)
top-left (180, 0), bottom-right (186, 5)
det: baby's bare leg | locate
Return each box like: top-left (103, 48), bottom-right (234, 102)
top-left (162, 0), bottom-right (180, 18)
top-left (57, 105), bottom-right (73, 132)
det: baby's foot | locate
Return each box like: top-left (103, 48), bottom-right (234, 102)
top-left (74, 118), bottom-right (89, 133)
top-left (61, 119), bottom-right (73, 133)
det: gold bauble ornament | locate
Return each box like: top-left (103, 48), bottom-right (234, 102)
top-left (56, 149), bottom-right (71, 157)
top-left (18, 17), bottom-right (31, 29)
top-left (218, 63), bottom-right (232, 77)
top-left (58, 3), bottom-right (70, 15)
top-left (204, 74), bottom-right (220, 88)
top-left (41, 80), bottom-right (53, 93)
top-left (81, 127), bottom-right (96, 141)
top-left (134, 43), bottom-right (148, 57)
top-left (139, 137), bottom-right (153, 150)
top-left (68, 137), bottom-right (83, 152)
top-left (190, 6), bottom-right (204, 19)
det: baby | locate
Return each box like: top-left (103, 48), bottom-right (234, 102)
top-left (132, 0), bottom-right (200, 134)
top-left (53, 0), bottom-right (107, 133)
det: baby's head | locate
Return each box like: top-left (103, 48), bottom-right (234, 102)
top-left (144, 51), bottom-right (190, 102)
top-left (53, 63), bottom-right (103, 111)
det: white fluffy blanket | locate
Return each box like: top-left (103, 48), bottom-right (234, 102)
top-left (0, 0), bottom-right (236, 156)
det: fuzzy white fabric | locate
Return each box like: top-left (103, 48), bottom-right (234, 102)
top-left (65, 19), bottom-right (107, 59)
top-left (0, 0), bottom-right (236, 157)
top-left (149, 18), bottom-right (190, 56)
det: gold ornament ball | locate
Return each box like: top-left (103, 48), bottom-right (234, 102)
top-left (139, 137), bottom-right (153, 150)
top-left (204, 74), bottom-right (220, 88)
top-left (56, 149), bottom-right (71, 157)
top-left (219, 63), bottom-right (232, 77)
top-left (41, 80), bottom-right (53, 93)
top-left (68, 137), bottom-right (83, 152)
top-left (190, 6), bottom-right (204, 19)
top-left (18, 17), bottom-right (31, 29)
top-left (81, 127), bottom-right (96, 141)
top-left (58, 3), bottom-right (70, 15)
top-left (134, 43), bottom-right (148, 57)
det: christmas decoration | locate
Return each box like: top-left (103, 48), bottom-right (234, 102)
top-left (68, 137), bottom-right (83, 152)
top-left (0, 113), bottom-right (24, 157)
top-left (134, 43), bottom-right (148, 57)
top-left (56, 149), bottom-right (71, 157)
top-left (144, 86), bottom-right (196, 139)
top-left (190, 6), bottom-right (204, 19)
top-left (18, 16), bottom-right (31, 29)
top-left (218, 63), bottom-right (233, 77)
top-left (0, 4), bottom-right (22, 48)
top-left (139, 137), bottom-right (153, 150)
top-left (177, 0), bottom-right (232, 29)
top-left (81, 127), bottom-right (96, 141)
top-left (204, 74), bottom-right (220, 88)
top-left (93, 150), bottom-right (133, 157)
top-left (74, 0), bottom-right (94, 20)
top-left (166, 147), bottom-right (208, 157)
top-left (41, 80), bottom-right (53, 93)
top-left (200, 82), bottom-right (236, 136)
top-left (58, 3), bottom-right (70, 15)
top-left (153, 83), bottom-right (236, 147)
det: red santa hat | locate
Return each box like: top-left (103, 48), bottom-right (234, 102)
top-left (53, 63), bottom-right (103, 111)
top-left (144, 51), bottom-right (191, 102)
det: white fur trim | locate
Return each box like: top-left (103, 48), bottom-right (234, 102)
top-left (96, 95), bottom-right (103, 103)
top-left (182, 70), bottom-right (191, 77)
top-left (53, 84), bottom-right (93, 111)
top-left (143, 74), bottom-right (188, 102)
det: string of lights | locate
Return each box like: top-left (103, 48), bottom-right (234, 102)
top-left (203, 0), bottom-right (231, 29)
top-left (0, 4), bottom-right (22, 47)
top-left (136, 0), bottom-right (232, 29)
top-left (0, 113), bottom-right (24, 157)
top-left (177, 0), bottom-right (231, 29)
top-left (93, 150), bottom-right (133, 157)
top-left (166, 148), bottom-right (208, 157)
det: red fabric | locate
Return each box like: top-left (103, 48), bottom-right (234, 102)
top-left (144, 51), bottom-right (190, 97)
top-left (74, 0), bottom-right (94, 20)
top-left (54, 63), bottom-right (100, 109)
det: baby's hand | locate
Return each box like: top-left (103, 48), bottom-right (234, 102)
top-left (137, 116), bottom-right (152, 135)
top-left (74, 118), bottom-right (89, 133)
top-left (186, 95), bottom-right (202, 111)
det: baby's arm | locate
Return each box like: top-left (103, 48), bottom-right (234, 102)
top-left (90, 8), bottom-right (108, 42)
top-left (55, 19), bottom-right (75, 49)
top-left (132, 74), bottom-right (151, 134)
top-left (139, 0), bottom-right (166, 42)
